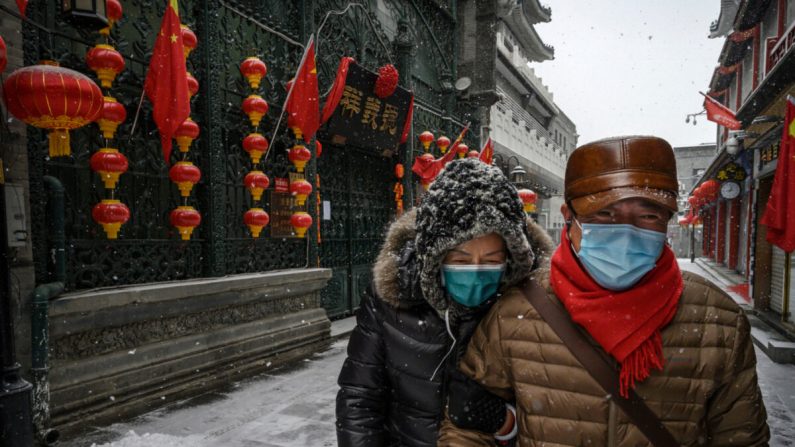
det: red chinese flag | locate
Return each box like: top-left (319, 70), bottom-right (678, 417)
top-left (400, 94), bottom-right (414, 144)
top-left (702, 92), bottom-right (742, 130)
top-left (761, 96), bottom-right (795, 252)
top-left (320, 56), bottom-right (355, 125)
top-left (144, 0), bottom-right (190, 163)
top-left (16, 0), bottom-right (27, 16)
top-left (411, 124), bottom-right (467, 182)
top-left (286, 36), bottom-right (320, 143)
top-left (479, 137), bottom-right (494, 165)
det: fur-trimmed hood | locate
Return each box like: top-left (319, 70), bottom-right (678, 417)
top-left (372, 208), bottom-right (555, 311)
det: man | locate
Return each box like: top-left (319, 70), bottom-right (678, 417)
top-left (439, 136), bottom-right (770, 446)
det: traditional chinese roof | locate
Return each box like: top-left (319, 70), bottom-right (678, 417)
top-left (733, 0), bottom-right (772, 31)
top-left (503, 6), bottom-right (554, 62)
top-left (522, 0), bottom-right (552, 24)
top-left (709, 0), bottom-right (741, 38)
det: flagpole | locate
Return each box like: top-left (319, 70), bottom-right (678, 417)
top-left (262, 34), bottom-right (315, 165)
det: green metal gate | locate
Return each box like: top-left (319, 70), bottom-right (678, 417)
top-left (317, 144), bottom-right (394, 318)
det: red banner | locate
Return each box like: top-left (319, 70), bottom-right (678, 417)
top-left (701, 92), bottom-right (742, 130)
top-left (761, 96), bottom-right (795, 252)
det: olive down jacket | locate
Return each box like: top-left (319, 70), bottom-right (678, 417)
top-left (439, 269), bottom-right (771, 446)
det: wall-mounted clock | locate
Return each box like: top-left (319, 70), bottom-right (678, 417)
top-left (720, 181), bottom-right (741, 200)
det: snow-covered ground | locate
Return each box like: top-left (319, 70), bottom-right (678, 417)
top-left (63, 260), bottom-right (795, 446)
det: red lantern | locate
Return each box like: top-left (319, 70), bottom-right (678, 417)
top-left (456, 143), bottom-right (469, 159)
top-left (181, 24), bottom-right (197, 59)
top-left (244, 208), bottom-right (270, 238)
top-left (436, 136), bottom-right (450, 154)
top-left (518, 189), bottom-right (537, 213)
top-left (289, 145), bottom-right (311, 172)
top-left (90, 147), bottom-right (128, 189)
top-left (290, 179), bottom-right (313, 206)
top-left (242, 94), bottom-right (269, 127)
top-left (92, 199), bottom-right (130, 239)
top-left (86, 44), bottom-right (125, 89)
top-left (374, 64), bottom-right (399, 99)
top-left (395, 163), bottom-right (404, 179)
top-left (0, 35), bottom-right (7, 73)
top-left (97, 96), bottom-right (126, 139)
top-left (100, 0), bottom-right (123, 36)
top-left (170, 206), bottom-right (201, 240)
top-left (169, 161), bottom-right (202, 197)
top-left (244, 170), bottom-right (270, 201)
top-left (240, 57), bottom-right (267, 90)
top-left (3, 62), bottom-right (103, 157)
top-left (467, 150), bottom-right (480, 159)
top-left (418, 131), bottom-right (434, 151)
top-left (174, 118), bottom-right (200, 153)
top-left (291, 211), bottom-right (313, 238)
top-left (687, 196), bottom-right (699, 210)
top-left (700, 179), bottom-right (720, 202)
top-left (243, 133), bottom-right (269, 164)
top-left (186, 72), bottom-right (199, 99)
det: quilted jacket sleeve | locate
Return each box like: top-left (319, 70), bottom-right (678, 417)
top-left (438, 299), bottom-right (516, 446)
top-left (336, 290), bottom-right (388, 447)
top-left (705, 312), bottom-right (770, 446)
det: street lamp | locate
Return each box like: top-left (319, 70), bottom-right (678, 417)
top-left (510, 165), bottom-right (527, 184)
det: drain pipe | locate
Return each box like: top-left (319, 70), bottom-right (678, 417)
top-left (30, 176), bottom-right (66, 445)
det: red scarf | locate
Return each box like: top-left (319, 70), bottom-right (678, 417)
top-left (549, 230), bottom-right (683, 397)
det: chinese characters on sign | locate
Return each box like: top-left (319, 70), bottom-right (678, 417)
top-left (716, 162), bottom-right (747, 182)
top-left (322, 63), bottom-right (412, 151)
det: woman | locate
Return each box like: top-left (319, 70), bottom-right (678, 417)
top-left (335, 159), bottom-right (554, 446)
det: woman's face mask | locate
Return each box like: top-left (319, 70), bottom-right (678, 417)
top-left (441, 233), bottom-right (508, 307)
top-left (441, 264), bottom-right (506, 307)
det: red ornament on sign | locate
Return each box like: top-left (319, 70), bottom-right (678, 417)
top-left (244, 170), bottom-right (270, 201)
top-left (3, 62), bottom-right (103, 158)
top-left (90, 148), bottom-right (128, 189)
top-left (92, 199), bottom-right (130, 239)
top-left (86, 44), bottom-right (126, 88)
top-left (374, 64), bottom-right (399, 98)
top-left (244, 208), bottom-right (270, 238)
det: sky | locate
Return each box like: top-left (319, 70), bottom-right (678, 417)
top-left (532, 1), bottom-right (726, 147)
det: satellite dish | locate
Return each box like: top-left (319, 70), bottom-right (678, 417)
top-left (454, 77), bottom-right (472, 92)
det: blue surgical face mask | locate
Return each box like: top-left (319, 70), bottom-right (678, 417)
top-left (573, 219), bottom-right (666, 291)
top-left (441, 264), bottom-right (506, 307)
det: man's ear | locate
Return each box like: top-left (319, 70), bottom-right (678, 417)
top-left (561, 203), bottom-right (573, 224)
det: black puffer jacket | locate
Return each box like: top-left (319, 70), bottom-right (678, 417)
top-left (336, 209), bottom-right (554, 446)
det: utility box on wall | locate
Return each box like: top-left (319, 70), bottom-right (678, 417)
top-left (4, 183), bottom-right (27, 247)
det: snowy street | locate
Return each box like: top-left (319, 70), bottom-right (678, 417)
top-left (62, 259), bottom-right (795, 447)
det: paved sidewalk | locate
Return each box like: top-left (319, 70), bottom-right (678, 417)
top-left (62, 263), bottom-right (795, 446)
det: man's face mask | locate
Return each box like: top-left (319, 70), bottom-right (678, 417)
top-left (573, 219), bottom-right (666, 291)
top-left (441, 264), bottom-right (506, 307)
